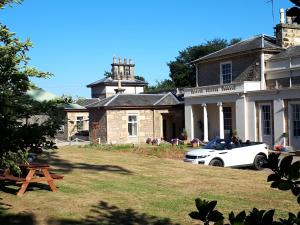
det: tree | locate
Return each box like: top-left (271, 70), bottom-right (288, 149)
top-left (134, 75), bottom-right (145, 81)
top-left (168, 38), bottom-right (241, 88)
top-left (145, 79), bottom-right (176, 93)
top-left (104, 70), bottom-right (112, 78)
top-left (0, 0), bottom-right (66, 172)
top-left (189, 154), bottom-right (300, 224)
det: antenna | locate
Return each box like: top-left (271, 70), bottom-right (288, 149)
top-left (266, 0), bottom-right (275, 25)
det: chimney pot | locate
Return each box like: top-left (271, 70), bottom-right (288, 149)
top-left (280, 8), bottom-right (285, 24)
top-left (124, 58), bottom-right (127, 64)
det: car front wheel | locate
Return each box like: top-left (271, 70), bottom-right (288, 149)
top-left (209, 159), bottom-right (224, 167)
top-left (253, 154), bottom-right (267, 170)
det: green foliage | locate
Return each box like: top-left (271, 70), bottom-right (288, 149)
top-left (145, 79), bottom-right (176, 93)
top-left (0, 1), bottom-right (66, 172)
top-left (134, 75), bottom-right (145, 81)
top-left (104, 70), bottom-right (112, 78)
top-left (190, 154), bottom-right (300, 224)
top-left (168, 38), bottom-right (241, 88)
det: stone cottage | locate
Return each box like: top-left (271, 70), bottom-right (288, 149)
top-left (86, 58), bottom-right (184, 144)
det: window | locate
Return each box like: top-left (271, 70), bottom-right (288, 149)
top-left (262, 105), bottom-right (271, 135)
top-left (76, 116), bottom-right (84, 131)
top-left (220, 62), bottom-right (232, 84)
top-left (128, 115), bottom-right (138, 137)
top-left (293, 104), bottom-right (300, 137)
top-left (223, 107), bottom-right (232, 131)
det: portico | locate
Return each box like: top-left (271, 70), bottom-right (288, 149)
top-left (185, 97), bottom-right (239, 142)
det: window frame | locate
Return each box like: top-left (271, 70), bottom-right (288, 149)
top-left (261, 105), bottom-right (271, 136)
top-left (223, 107), bottom-right (232, 131)
top-left (76, 116), bottom-right (84, 131)
top-left (128, 114), bottom-right (138, 137)
top-left (220, 61), bottom-right (232, 84)
top-left (292, 104), bottom-right (300, 137)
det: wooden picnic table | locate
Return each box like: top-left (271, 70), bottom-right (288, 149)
top-left (0, 163), bottom-right (63, 196)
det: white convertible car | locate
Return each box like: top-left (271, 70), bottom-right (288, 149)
top-left (184, 138), bottom-right (269, 170)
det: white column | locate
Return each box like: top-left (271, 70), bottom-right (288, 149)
top-left (273, 98), bottom-right (285, 146)
top-left (202, 103), bottom-right (209, 142)
top-left (184, 105), bottom-right (194, 140)
top-left (218, 102), bottom-right (224, 139)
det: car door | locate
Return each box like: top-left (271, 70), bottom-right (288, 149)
top-left (227, 145), bottom-right (250, 166)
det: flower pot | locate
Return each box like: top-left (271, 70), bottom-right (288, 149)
top-left (192, 142), bottom-right (198, 148)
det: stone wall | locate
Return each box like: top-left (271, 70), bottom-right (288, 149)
top-left (66, 111), bottom-right (89, 139)
top-left (276, 23), bottom-right (300, 48)
top-left (104, 108), bottom-right (184, 144)
top-left (89, 108), bottom-right (107, 143)
top-left (197, 53), bottom-right (259, 86)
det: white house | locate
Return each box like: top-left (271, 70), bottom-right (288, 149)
top-left (184, 9), bottom-right (300, 150)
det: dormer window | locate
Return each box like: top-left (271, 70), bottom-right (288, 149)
top-left (220, 62), bottom-right (232, 84)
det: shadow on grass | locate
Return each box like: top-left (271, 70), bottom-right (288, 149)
top-left (0, 198), bottom-right (36, 225)
top-left (37, 151), bottom-right (133, 175)
top-left (0, 181), bottom-right (53, 195)
top-left (48, 201), bottom-right (180, 225)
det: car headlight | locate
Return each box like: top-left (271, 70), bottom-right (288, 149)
top-left (197, 155), bottom-right (210, 159)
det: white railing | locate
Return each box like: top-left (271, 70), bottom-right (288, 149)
top-left (184, 81), bottom-right (261, 97)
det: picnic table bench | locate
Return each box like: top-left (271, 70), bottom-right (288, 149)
top-left (0, 163), bottom-right (63, 196)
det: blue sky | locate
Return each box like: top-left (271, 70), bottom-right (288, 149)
top-left (0, 0), bottom-right (292, 98)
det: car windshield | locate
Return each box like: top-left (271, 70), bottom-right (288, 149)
top-left (204, 138), bottom-right (228, 150)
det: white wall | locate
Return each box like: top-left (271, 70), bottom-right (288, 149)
top-left (105, 86), bottom-right (144, 97)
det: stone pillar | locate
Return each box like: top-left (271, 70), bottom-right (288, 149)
top-left (218, 102), bottom-right (224, 139)
top-left (202, 103), bottom-right (209, 142)
top-left (184, 105), bottom-right (194, 140)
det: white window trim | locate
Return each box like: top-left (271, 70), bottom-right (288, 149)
top-left (220, 61), bottom-right (232, 84)
top-left (128, 113), bottom-right (139, 137)
top-left (289, 101), bottom-right (300, 140)
top-left (258, 103), bottom-right (273, 142)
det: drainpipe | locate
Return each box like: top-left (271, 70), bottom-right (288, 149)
top-left (260, 35), bottom-right (266, 90)
top-left (153, 110), bottom-right (155, 138)
top-left (195, 64), bottom-right (199, 87)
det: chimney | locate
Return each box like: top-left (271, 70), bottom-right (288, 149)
top-left (113, 56), bottom-right (116, 64)
top-left (275, 8), bottom-right (300, 48)
top-left (124, 58), bottom-right (127, 64)
top-left (114, 79), bottom-right (125, 94)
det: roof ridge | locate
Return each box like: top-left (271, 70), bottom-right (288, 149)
top-left (191, 35), bottom-right (278, 63)
top-left (153, 92), bottom-right (180, 105)
top-left (104, 94), bottom-right (119, 106)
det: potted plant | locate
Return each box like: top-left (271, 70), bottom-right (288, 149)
top-left (151, 138), bottom-right (160, 146)
top-left (170, 138), bottom-right (179, 146)
top-left (191, 138), bottom-right (200, 148)
top-left (181, 128), bottom-right (188, 141)
top-left (146, 138), bottom-right (152, 144)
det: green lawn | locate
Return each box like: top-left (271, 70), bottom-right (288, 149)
top-left (0, 145), bottom-right (298, 225)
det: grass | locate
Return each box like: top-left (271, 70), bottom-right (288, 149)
top-left (0, 145), bottom-right (299, 225)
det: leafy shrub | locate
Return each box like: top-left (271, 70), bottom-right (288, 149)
top-left (189, 153), bottom-right (300, 225)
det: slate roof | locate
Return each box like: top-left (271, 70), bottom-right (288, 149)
top-left (192, 35), bottom-right (282, 63)
top-left (76, 98), bottom-right (101, 107)
top-left (268, 45), bottom-right (300, 61)
top-left (87, 92), bottom-right (181, 108)
top-left (87, 77), bottom-right (148, 87)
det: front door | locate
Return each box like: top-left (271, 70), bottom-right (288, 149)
top-left (259, 103), bottom-right (273, 147)
top-left (290, 103), bottom-right (300, 150)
